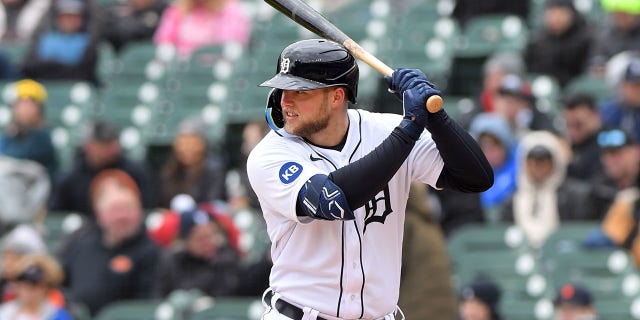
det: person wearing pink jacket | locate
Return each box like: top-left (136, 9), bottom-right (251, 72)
top-left (153, 0), bottom-right (250, 59)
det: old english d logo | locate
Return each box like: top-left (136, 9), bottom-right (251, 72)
top-left (280, 57), bottom-right (290, 74)
top-left (363, 185), bottom-right (393, 232)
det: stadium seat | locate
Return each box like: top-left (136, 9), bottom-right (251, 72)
top-left (323, 1), bottom-right (375, 41)
top-left (108, 42), bottom-right (171, 88)
top-left (542, 243), bottom-right (638, 303)
top-left (188, 297), bottom-right (264, 320)
top-left (455, 15), bottom-right (529, 58)
top-left (500, 296), bottom-right (554, 320)
top-left (564, 74), bottom-right (611, 104)
top-left (40, 81), bottom-right (96, 129)
top-left (440, 95), bottom-right (477, 123)
top-left (41, 212), bottom-right (85, 252)
top-left (447, 223), bottom-right (536, 291)
top-left (95, 300), bottom-right (176, 320)
top-left (528, 74), bottom-right (562, 117)
top-left (1, 42), bottom-right (28, 66)
top-left (382, 14), bottom-right (459, 88)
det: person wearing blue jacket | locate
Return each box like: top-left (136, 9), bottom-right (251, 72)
top-left (469, 113), bottom-right (519, 221)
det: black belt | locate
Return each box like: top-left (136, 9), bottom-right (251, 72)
top-left (264, 290), bottom-right (328, 320)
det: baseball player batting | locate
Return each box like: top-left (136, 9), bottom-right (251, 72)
top-left (247, 39), bottom-right (494, 320)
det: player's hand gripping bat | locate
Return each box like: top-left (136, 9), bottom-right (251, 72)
top-left (263, 0), bottom-right (444, 113)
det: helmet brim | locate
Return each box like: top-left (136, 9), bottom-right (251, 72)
top-left (259, 73), bottom-right (329, 91)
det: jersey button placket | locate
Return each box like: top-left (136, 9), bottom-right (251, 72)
top-left (341, 223), bottom-right (363, 318)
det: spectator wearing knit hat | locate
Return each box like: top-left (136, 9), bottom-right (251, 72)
top-left (554, 283), bottom-right (597, 320)
top-left (151, 195), bottom-right (240, 298)
top-left (458, 275), bottom-right (502, 320)
top-left (58, 169), bottom-right (160, 316)
top-left (1, 79), bottom-right (58, 177)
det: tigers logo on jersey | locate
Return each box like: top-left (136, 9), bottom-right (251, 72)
top-left (279, 162), bottom-right (302, 184)
top-left (363, 185), bottom-right (393, 232)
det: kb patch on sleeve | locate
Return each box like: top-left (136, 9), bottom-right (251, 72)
top-left (279, 162), bottom-right (303, 184)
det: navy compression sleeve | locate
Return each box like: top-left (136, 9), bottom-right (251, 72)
top-left (426, 110), bottom-right (494, 192)
top-left (328, 119), bottom-right (420, 210)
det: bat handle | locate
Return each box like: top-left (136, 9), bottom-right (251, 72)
top-left (426, 96), bottom-right (443, 113)
top-left (342, 39), bottom-right (443, 113)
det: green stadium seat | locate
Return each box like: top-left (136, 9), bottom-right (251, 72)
top-left (564, 74), bottom-right (611, 104)
top-left (42, 212), bottom-right (85, 252)
top-left (441, 95), bottom-right (476, 123)
top-left (596, 298), bottom-right (638, 320)
top-left (97, 42), bottom-right (117, 82)
top-left (40, 81), bottom-right (96, 129)
top-left (455, 15), bottom-right (529, 58)
top-left (95, 300), bottom-right (175, 320)
top-left (448, 223), bottom-right (536, 291)
top-left (1, 42), bottom-right (28, 66)
top-left (188, 297), bottom-right (264, 320)
top-left (542, 222), bottom-right (632, 300)
top-left (108, 42), bottom-right (171, 88)
top-left (528, 74), bottom-right (562, 117)
top-left (500, 297), bottom-right (554, 320)
top-left (323, 1), bottom-right (377, 41)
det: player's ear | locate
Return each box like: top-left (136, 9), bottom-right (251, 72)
top-left (331, 87), bottom-right (346, 104)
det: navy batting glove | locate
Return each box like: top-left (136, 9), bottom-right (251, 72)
top-left (384, 68), bottom-right (434, 101)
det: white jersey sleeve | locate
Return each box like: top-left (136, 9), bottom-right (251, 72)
top-left (408, 129), bottom-right (445, 187)
top-left (246, 132), bottom-right (328, 222)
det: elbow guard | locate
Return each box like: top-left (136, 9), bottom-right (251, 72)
top-left (297, 174), bottom-right (355, 221)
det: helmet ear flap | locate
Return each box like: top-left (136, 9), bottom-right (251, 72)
top-left (265, 88), bottom-right (284, 131)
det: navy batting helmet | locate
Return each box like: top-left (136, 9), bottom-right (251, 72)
top-left (260, 39), bottom-right (359, 130)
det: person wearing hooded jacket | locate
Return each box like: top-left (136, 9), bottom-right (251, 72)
top-left (469, 113), bottom-right (519, 219)
top-left (525, 0), bottom-right (594, 87)
top-left (500, 131), bottom-right (597, 248)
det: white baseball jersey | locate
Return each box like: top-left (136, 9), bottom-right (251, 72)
top-left (247, 109), bottom-right (444, 319)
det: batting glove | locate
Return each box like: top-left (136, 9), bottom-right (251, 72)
top-left (384, 68), bottom-right (435, 101)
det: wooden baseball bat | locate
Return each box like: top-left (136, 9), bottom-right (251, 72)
top-left (263, 0), bottom-right (443, 113)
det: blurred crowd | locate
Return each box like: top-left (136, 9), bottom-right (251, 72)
top-left (0, 0), bottom-right (639, 319)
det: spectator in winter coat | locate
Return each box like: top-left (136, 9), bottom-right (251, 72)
top-left (469, 113), bottom-right (519, 220)
top-left (589, 0), bottom-right (640, 73)
top-left (501, 131), bottom-right (597, 247)
top-left (152, 203), bottom-right (240, 298)
top-left (599, 56), bottom-right (640, 142)
top-left (50, 119), bottom-right (155, 216)
top-left (58, 169), bottom-right (161, 316)
top-left (1, 79), bottom-right (57, 177)
top-left (525, 0), bottom-right (594, 87)
top-left (561, 93), bottom-right (604, 182)
top-left (20, 0), bottom-right (99, 85)
top-left (102, 0), bottom-right (167, 52)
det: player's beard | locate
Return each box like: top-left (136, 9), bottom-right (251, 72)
top-left (284, 93), bottom-right (331, 137)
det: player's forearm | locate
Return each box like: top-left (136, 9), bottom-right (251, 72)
top-left (329, 120), bottom-right (419, 209)
top-left (427, 110), bottom-right (494, 192)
